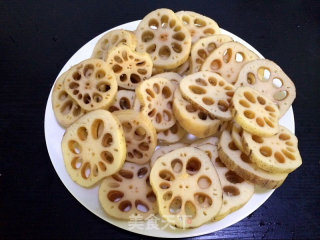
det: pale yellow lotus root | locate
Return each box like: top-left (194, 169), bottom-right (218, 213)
top-left (217, 129), bottom-right (288, 189)
top-left (176, 11), bottom-right (220, 44)
top-left (150, 143), bottom-right (187, 167)
top-left (157, 122), bottom-right (187, 144)
top-left (201, 42), bottom-right (259, 84)
top-left (108, 90), bottom-right (136, 112)
top-left (63, 59), bottom-right (117, 111)
top-left (136, 77), bottom-right (176, 131)
top-left (231, 87), bottom-right (280, 137)
top-left (91, 29), bottom-right (137, 60)
top-left (179, 71), bottom-right (235, 120)
top-left (106, 44), bottom-right (153, 90)
top-left (196, 144), bottom-right (254, 221)
top-left (135, 8), bottom-right (192, 70)
top-left (150, 147), bottom-right (222, 228)
top-left (231, 122), bottom-right (245, 152)
top-left (61, 110), bottom-right (126, 187)
top-left (172, 57), bottom-right (191, 76)
top-left (113, 110), bottom-right (157, 165)
top-left (235, 59), bottom-right (296, 117)
top-left (190, 35), bottom-right (233, 74)
top-left (52, 71), bottom-right (85, 128)
top-left (241, 126), bottom-right (302, 173)
top-left (99, 162), bottom-right (157, 220)
top-left (173, 88), bottom-right (222, 138)
top-left (153, 72), bottom-right (182, 86)
top-left (189, 136), bottom-right (219, 147)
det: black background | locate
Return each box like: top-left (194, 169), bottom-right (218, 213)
top-left (1, 0), bottom-right (320, 239)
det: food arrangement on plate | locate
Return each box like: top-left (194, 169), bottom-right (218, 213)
top-left (51, 8), bottom-right (302, 230)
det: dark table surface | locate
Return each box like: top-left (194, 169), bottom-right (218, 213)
top-left (1, 0), bottom-right (319, 239)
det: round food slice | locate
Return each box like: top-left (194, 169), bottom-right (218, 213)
top-left (232, 86), bottom-right (280, 137)
top-left (217, 129), bottom-right (288, 189)
top-left (135, 8), bottom-right (192, 70)
top-left (172, 57), bottom-right (191, 76)
top-left (61, 110), bottom-right (126, 187)
top-left (179, 71), bottom-right (235, 120)
top-left (176, 11), bottom-right (220, 44)
top-left (106, 44), bottom-right (153, 90)
top-left (242, 125), bottom-right (302, 173)
top-left (136, 77), bottom-right (176, 131)
top-left (190, 35), bottom-right (233, 74)
top-left (173, 88), bottom-right (222, 138)
top-left (52, 70), bottom-right (85, 128)
top-left (196, 144), bottom-right (254, 221)
top-left (157, 122), bottom-right (187, 144)
top-left (150, 147), bottom-right (222, 228)
top-left (108, 90), bottom-right (136, 112)
top-left (113, 110), bottom-right (157, 165)
top-left (91, 29), bottom-right (137, 60)
top-left (99, 162), bottom-right (157, 220)
top-left (231, 122), bottom-right (245, 152)
top-left (63, 59), bottom-right (117, 111)
top-left (153, 71), bottom-right (182, 86)
top-left (201, 42), bottom-right (259, 84)
top-left (189, 136), bottom-right (219, 147)
top-left (150, 143), bottom-right (187, 167)
top-left (234, 59), bottom-right (296, 117)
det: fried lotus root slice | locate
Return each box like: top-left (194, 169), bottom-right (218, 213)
top-left (108, 90), bottom-right (136, 112)
top-left (153, 72), bottom-right (182, 86)
top-left (91, 29), bottom-right (137, 60)
top-left (242, 126), bottom-right (302, 173)
top-left (61, 110), bottom-right (126, 187)
top-left (136, 77), bottom-right (176, 131)
top-left (179, 71), bottom-right (235, 120)
top-left (150, 143), bottom-right (187, 167)
top-left (113, 110), bottom-right (157, 164)
top-left (99, 162), bottom-right (157, 220)
top-left (150, 147), bottom-right (222, 228)
top-left (157, 122), bottom-right (187, 144)
top-left (106, 44), bottom-right (153, 90)
top-left (189, 136), bottom-right (219, 147)
top-left (232, 87), bottom-right (280, 137)
top-left (173, 88), bottom-right (222, 138)
top-left (217, 129), bottom-right (288, 189)
top-left (64, 59), bottom-right (117, 111)
top-left (135, 8), bottom-right (192, 70)
top-left (231, 122), bottom-right (245, 152)
top-left (176, 11), bottom-right (220, 44)
top-left (234, 59), bottom-right (296, 117)
top-left (52, 71), bottom-right (85, 128)
top-left (196, 144), bottom-right (254, 221)
top-left (201, 42), bottom-right (259, 84)
top-left (190, 35), bottom-right (233, 74)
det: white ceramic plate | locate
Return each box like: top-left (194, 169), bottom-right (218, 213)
top-left (44, 20), bottom-right (295, 238)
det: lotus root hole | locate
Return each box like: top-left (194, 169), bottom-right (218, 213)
top-left (274, 152), bottom-right (285, 163)
top-left (240, 153), bottom-right (252, 163)
top-left (210, 59), bottom-right (222, 70)
top-left (69, 82), bottom-right (79, 89)
top-left (244, 110), bottom-right (255, 119)
top-left (186, 104), bottom-right (197, 113)
top-left (68, 140), bottom-right (82, 154)
top-left (189, 85), bottom-right (206, 95)
top-left (208, 77), bottom-right (217, 86)
top-left (93, 93), bottom-right (102, 103)
top-left (257, 96), bottom-right (266, 105)
top-left (146, 88), bottom-right (155, 98)
top-left (138, 142), bottom-right (149, 151)
top-left (247, 72), bottom-right (256, 85)
top-left (159, 46), bottom-right (171, 59)
top-left (119, 74), bottom-right (127, 82)
top-left (146, 191), bottom-right (156, 202)
top-left (146, 44), bottom-right (156, 54)
top-left (108, 182), bottom-right (120, 188)
top-left (186, 157), bottom-right (201, 175)
top-left (130, 74), bottom-right (141, 84)
top-left (137, 167), bottom-right (148, 178)
top-left (172, 42), bottom-right (182, 53)
top-left (101, 133), bottom-right (113, 147)
top-left (160, 14), bottom-right (169, 27)
top-left (134, 127), bottom-right (146, 141)
top-left (100, 151), bottom-right (114, 164)
top-left (159, 182), bottom-right (170, 189)
top-left (135, 200), bottom-right (149, 213)
top-left (171, 159), bottom-right (183, 173)
top-left (114, 55), bottom-right (123, 64)
top-left (264, 117), bottom-right (274, 128)
top-left (243, 91), bottom-right (256, 103)
top-left (97, 82), bottom-right (110, 92)
top-left (83, 64), bottom-right (94, 77)
top-left (83, 94), bottom-right (91, 105)
top-left (163, 191), bottom-right (173, 201)
top-left (223, 186), bottom-right (240, 196)
top-left (118, 200), bottom-right (132, 212)
top-left (118, 169), bottom-right (133, 179)
top-left (61, 100), bottom-right (73, 115)
top-left (215, 157), bottom-right (226, 167)
top-left (265, 105), bottom-right (275, 112)
top-left (108, 190), bottom-right (124, 203)
top-left (112, 174), bottom-right (122, 182)
top-left (279, 133), bottom-right (290, 141)
top-left (252, 135), bottom-right (264, 144)
top-left (218, 100), bottom-right (229, 112)
top-left (81, 162), bottom-right (91, 179)
top-left (223, 48), bottom-right (232, 63)
top-left (152, 83), bottom-right (160, 94)
top-left (169, 197), bottom-right (182, 214)
top-left (185, 201), bottom-right (197, 219)
top-left (182, 15), bottom-right (190, 24)
top-left (98, 161), bottom-right (107, 172)
top-left (286, 141), bottom-right (294, 146)
top-left (162, 86), bottom-right (172, 99)
top-left (91, 119), bottom-right (104, 139)
top-left (149, 18), bottom-right (159, 30)
top-left (194, 193), bottom-right (212, 208)
top-left (172, 32), bottom-right (185, 41)
top-left (77, 127), bottom-right (88, 141)
top-left (272, 78), bottom-right (283, 88)
top-left (257, 67), bottom-right (271, 81)
top-left (225, 171), bottom-right (244, 184)
top-left (159, 170), bottom-right (175, 181)
top-left (92, 165), bottom-right (98, 177)
top-left (274, 90), bottom-right (288, 101)
top-left (163, 110), bottom-right (171, 121)
top-left (256, 117), bottom-right (265, 127)
top-left (228, 141), bottom-right (238, 151)
top-left (156, 113), bottom-right (162, 123)
top-left (96, 70), bottom-right (106, 79)
top-left (260, 146), bottom-right (272, 157)
top-left (281, 149), bottom-right (296, 160)
top-left (122, 122), bottom-right (132, 132)
top-left (72, 72), bottom-right (81, 81)
top-left (235, 52), bottom-right (244, 62)
top-left (239, 100), bottom-right (250, 108)
top-left (133, 149), bottom-right (143, 159)
top-left (71, 157), bottom-right (82, 169)
top-left (197, 176), bottom-right (212, 189)
top-left (148, 109), bottom-right (156, 117)
top-left (142, 31), bottom-right (154, 42)
top-left (202, 97), bottom-right (214, 105)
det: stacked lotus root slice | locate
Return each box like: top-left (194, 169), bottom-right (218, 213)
top-left (52, 8), bottom-right (302, 229)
